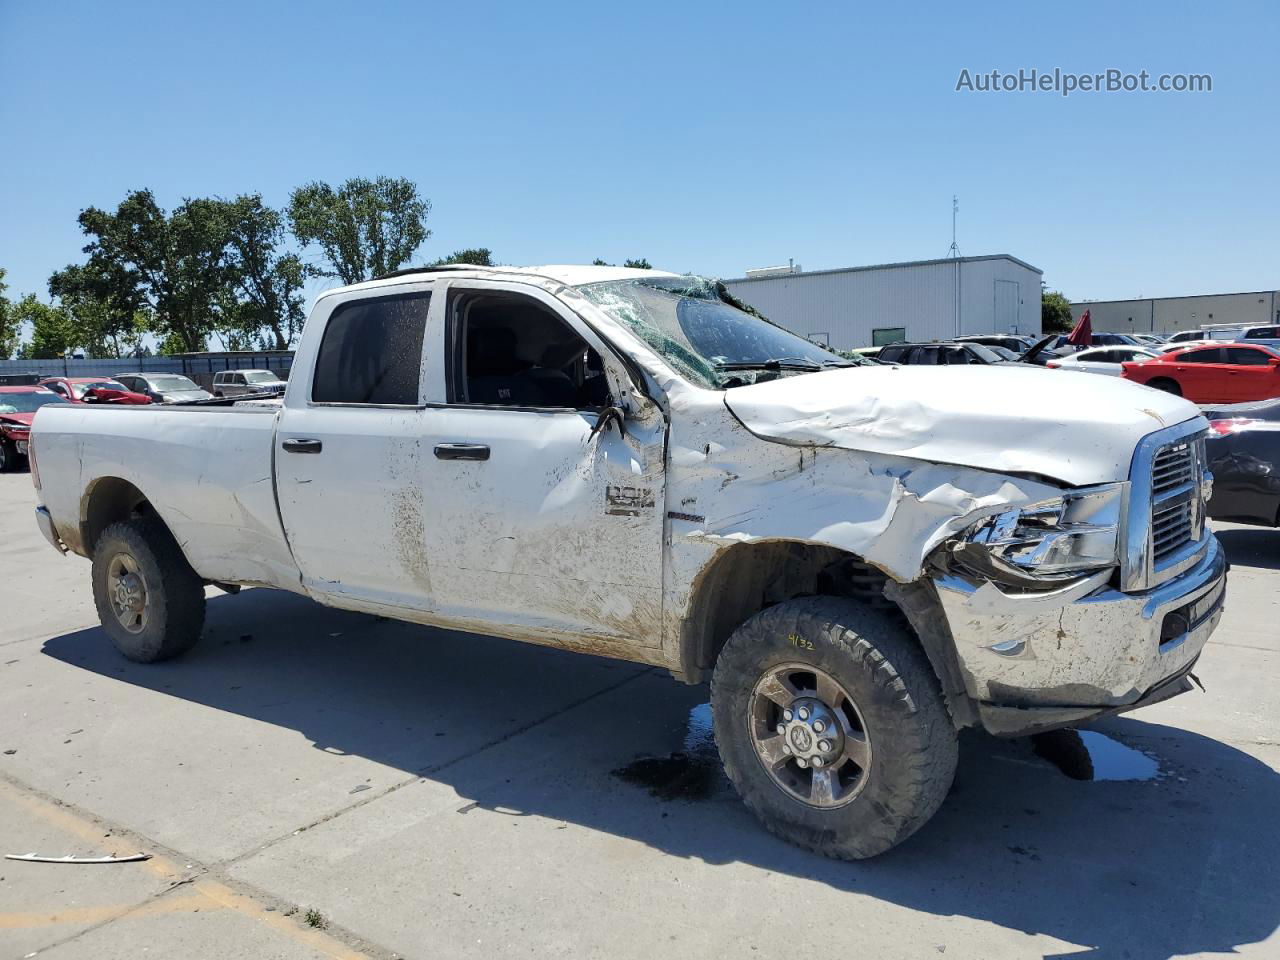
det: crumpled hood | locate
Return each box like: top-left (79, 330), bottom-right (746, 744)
top-left (723, 365), bottom-right (1202, 486)
top-left (0, 413), bottom-right (35, 428)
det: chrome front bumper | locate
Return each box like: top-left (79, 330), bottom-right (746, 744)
top-left (936, 534), bottom-right (1225, 736)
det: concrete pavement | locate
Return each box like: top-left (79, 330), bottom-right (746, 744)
top-left (1, 471), bottom-right (1278, 959)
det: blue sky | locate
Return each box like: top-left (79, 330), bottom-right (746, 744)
top-left (1, 0), bottom-right (1276, 311)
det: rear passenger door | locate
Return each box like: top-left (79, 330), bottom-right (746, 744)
top-left (275, 284), bottom-right (439, 610)
top-left (1223, 347), bottom-right (1278, 401)
top-left (418, 278), bottom-right (667, 647)
top-left (1171, 347), bottom-right (1226, 401)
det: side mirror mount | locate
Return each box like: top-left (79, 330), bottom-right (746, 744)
top-left (589, 405), bottom-right (626, 440)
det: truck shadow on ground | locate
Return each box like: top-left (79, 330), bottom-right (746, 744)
top-left (41, 586), bottom-right (1278, 960)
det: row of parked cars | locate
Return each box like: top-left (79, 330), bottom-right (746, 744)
top-left (0, 369), bottom-right (287, 471)
top-left (864, 327), bottom-right (1280, 404)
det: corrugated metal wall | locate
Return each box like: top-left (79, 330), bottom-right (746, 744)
top-left (723, 255), bottom-right (1042, 350)
top-left (1072, 291), bottom-right (1280, 335)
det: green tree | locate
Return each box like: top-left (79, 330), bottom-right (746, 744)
top-left (48, 262), bottom-right (149, 358)
top-left (222, 194), bottom-right (308, 349)
top-left (0, 268), bottom-right (18, 359)
top-left (1042, 289), bottom-right (1074, 334)
top-left (592, 258), bottom-right (652, 269)
top-left (288, 177), bottom-right (430, 284)
top-left (14, 294), bottom-right (76, 359)
top-left (74, 190), bottom-right (232, 353)
top-left (431, 247), bottom-right (493, 267)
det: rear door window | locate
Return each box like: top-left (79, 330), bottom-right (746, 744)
top-left (1225, 347), bottom-right (1273, 366)
top-left (1180, 348), bottom-right (1226, 363)
top-left (312, 291), bottom-right (430, 405)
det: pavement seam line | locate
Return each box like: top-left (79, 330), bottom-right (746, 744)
top-left (216, 665), bottom-right (656, 870)
top-left (0, 771), bottom-right (393, 959)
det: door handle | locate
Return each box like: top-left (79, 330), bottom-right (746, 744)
top-left (282, 438), bottom-right (323, 454)
top-left (434, 442), bottom-right (490, 461)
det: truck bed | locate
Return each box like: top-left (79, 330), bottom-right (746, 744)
top-left (33, 403), bottom-right (301, 591)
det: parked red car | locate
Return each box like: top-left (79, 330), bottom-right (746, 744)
top-left (1120, 343), bottom-right (1280, 402)
top-left (0, 387), bottom-right (70, 471)
top-left (38, 377), bottom-right (152, 405)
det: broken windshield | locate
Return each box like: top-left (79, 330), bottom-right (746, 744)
top-left (575, 276), bottom-right (850, 388)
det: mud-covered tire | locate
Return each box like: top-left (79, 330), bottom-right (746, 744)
top-left (711, 596), bottom-right (958, 859)
top-left (91, 518), bottom-right (205, 662)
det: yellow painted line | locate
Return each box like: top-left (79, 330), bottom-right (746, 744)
top-left (191, 880), bottom-right (368, 960)
top-left (0, 777), bottom-right (371, 959)
top-left (0, 893), bottom-right (211, 930)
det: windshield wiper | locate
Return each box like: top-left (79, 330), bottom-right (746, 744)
top-left (714, 357), bottom-right (826, 372)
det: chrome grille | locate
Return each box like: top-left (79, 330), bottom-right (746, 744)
top-left (1150, 438), bottom-right (1202, 567)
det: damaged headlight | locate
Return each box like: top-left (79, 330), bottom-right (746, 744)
top-left (952, 484), bottom-right (1124, 588)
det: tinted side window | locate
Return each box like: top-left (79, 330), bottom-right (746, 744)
top-left (1181, 348), bottom-right (1225, 364)
top-left (1246, 327), bottom-right (1280, 339)
top-left (1225, 348), bottom-right (1272, 366)
top-left (313, 292), bottom-right (430, 404)
top-left (878, 346), bottom-right (907, 363)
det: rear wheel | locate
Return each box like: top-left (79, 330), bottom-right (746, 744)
top-left (711, 597), bottom-right (958, 859)
top-left (1148, 377), bottom-right (1182, 396)
top-left (91, 518), bottom-right (205, 662)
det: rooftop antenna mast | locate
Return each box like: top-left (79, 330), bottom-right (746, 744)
top-left (946, 195), bottom-right (961, 258)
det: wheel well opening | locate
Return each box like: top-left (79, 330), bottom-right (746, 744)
top-left (82, 478), bottom-right (155, 558)
top-left (681, 542), bottom-right (900, 679)
top-left (679, 540), bottom-right (977, 728)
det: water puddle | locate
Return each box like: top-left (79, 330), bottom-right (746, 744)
top-left (611, 702), bottom-right (723, 801)
top-left (1032, 729), bottom-right (1161, 781)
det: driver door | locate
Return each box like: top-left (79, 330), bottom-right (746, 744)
top-left (419, 279), bottom-right (667, 647)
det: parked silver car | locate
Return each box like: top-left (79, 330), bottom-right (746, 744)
top-left (114, 373), bottom-right (212, 404)
top-left (212, 369), bottom-right (286, 397)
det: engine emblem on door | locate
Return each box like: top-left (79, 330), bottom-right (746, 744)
top-left (606, 485), bottom-right (655, 516)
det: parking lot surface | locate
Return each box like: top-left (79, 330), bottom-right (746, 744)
top-left (1, 472), bottom-right (1278, 959)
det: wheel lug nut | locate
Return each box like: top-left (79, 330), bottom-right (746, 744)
top-left (782, 744), bottom-right (791, 755)
top-left (818, 739), bottom-right (832, 752)
top-left (797, 707), bottom-right (809, 721)
top-left (776, 724), bottom-right (786, 735)
top-left (811, 756), bottom-right (824, 768)
top-left (796, 757), bottom-right (808, 768)
top-left (813, 720), bottom-right (825, 733)
top-left (782, 709), bottom-right (793, 722)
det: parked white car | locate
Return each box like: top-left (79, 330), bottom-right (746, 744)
top-left (1046, 345), bottom-right (1160, 376)
top-left (29, 264), bottom-right (1224, 859)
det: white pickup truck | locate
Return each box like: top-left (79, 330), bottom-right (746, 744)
top-left (31, 264), bottom-right (1226, 858)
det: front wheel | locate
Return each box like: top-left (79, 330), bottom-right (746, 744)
top-left (0, 439), bottom-right (18, 472)
top-left (711, 597), bottom-right (958, 859)
top-left (91, 518), bottom-right (206, 662)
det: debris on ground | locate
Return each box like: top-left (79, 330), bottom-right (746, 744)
top-left (5, 852), bottom-right (151, 864)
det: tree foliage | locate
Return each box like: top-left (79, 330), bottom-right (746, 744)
top-left (222, 194), bottom-right (308, 349)
top-left (13, 294), bottom-right (76, 359)
top-left (48, 262), bottom-right (148, 358)
top-left (1042, 289), bottom-right (1074, 334)
top-left (592, 257), bottom-right (652, 269)
top-left (74, 190), bottom-right (234, 353)
top-left (0, 268), bottom-right (18, 359)
top-left (288, 177), bottom-right (430, 284)
top-left (431, 248), bottom-right (493, 267)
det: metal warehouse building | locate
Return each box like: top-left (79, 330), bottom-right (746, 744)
top-left (1072, 290), bottom-right (1280, 336)
top-left (721, 254), bottom-right (1043, 350)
